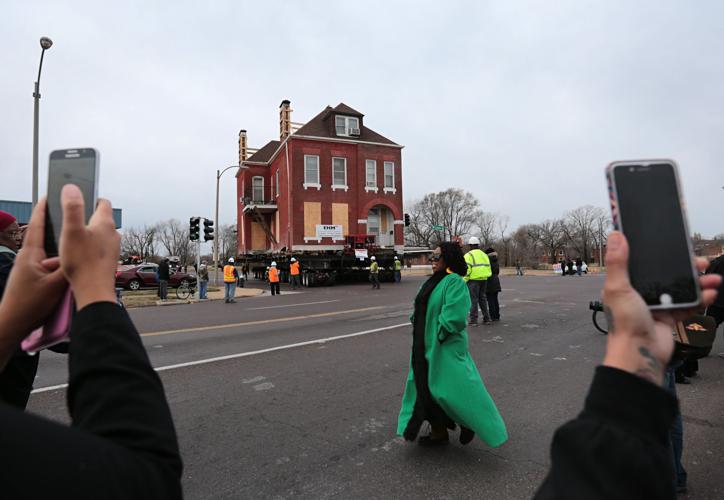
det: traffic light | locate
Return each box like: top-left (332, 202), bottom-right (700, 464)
top-left (404, 213), bottom-right (411, 227)
top-left (204, 219), bottom-right (215, 241)
top-left (189, 217), bottom-right (200, 241)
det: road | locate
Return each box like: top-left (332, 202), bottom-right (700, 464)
top-left (27, 275), bottom-right (724, 499)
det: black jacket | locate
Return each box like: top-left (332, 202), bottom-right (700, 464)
top-left (158, 262), bottom-right (171, 281)
top-left (706, 255), bottom-right (724, 307)
top-left (535, 366), bottom-right (676, 500)
top-left (0, 302), bottom-right (183, 499)
top-left (486, 252), bottom-right (501, 293)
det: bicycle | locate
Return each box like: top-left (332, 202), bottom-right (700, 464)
top-left (176, 280), bottom-right (197, 300)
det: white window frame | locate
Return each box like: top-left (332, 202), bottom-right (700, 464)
top-left (303, 155), bottom-right (321, 190)
top-left (252, 176), bottom-right (264, 203)
top-left (331, 157), bottom-right (348, 191)
top-left (275, 169), bottom-right (280, 198)
top-left (335, 115), bottom-right (360, 137)
top-left (365, 159), bottom-right (378, 193)
top-left (383, 161), bottom-right (396, 194)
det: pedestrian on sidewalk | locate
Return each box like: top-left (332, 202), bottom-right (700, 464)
top-left (576, 257), bottom-right (583, 276)
top-left (515, 259), bottom-right (524, 276)
top-left (223, 258), bottom-right (238, 303)
top-left (198, 261), bottom-right (209, 299)
top-left (397, 242), bottom-right (508, 447)
top-left (485, 247), bottom-right (502, 322)
top-left (158, 258), bottom-right (170, 300)
top-left (269, 261), bottom-right (281, 296)
top-left (559, 258), bottom-right (567, 276)
top-left (566, 259), bottom-right (574, 277)
top-left (290, 257), bottom-right (301, 290)
top-left (464, 237), bottom-right (492, 326)
top-left (394, 256), bottom-right (402, 283)
top-left (369, 256), bottom-right (380, 289)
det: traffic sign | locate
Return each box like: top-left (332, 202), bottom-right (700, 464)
top-left (432, 225), bottom-right (444, 230)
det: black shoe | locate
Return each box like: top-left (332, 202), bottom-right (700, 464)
top-left (492, 318), bottom-right (500, 322)
top-left (459, 426), bottom-right (475, 445)
top-left (483, 320), bottom-right (493, 325)
top-left (418, 434), bottom-right (449, 447)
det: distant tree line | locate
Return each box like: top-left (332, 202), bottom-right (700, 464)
top-left (405, 188), bottom-right (611, 267)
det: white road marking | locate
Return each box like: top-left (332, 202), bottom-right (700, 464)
top-left (242, 376), bottom-right (266, 384)
top-left (247, 300), bottom-right (339, 311)
top-left (482, 336), bottom-right (504, 343)
top-left (31, 322), bottom-right (409, 394)
top-left (529, 352), bottom-right (543, 357)
top-left (253, 382), bottom-right (275, 391)
top-left (521, 323), bottom-right (541, 329)
top-left (513, 299), bottom-right (546, 305)
top-left (554, 357), bottom-right (567, 361)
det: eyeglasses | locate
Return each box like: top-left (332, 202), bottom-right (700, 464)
top-left (429, 255), bottom-right (442, 262)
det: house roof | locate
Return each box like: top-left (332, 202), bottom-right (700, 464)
top-left (245, 140), bottom-right (281, 163)
top-left (293, 102), bottom-right (399, 146)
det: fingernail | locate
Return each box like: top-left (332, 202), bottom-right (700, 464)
top-left (608, 232), bottom-right (622, 250)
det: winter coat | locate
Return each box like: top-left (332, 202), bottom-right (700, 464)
top-left (397, 273), bottom-right (508, 447)
top-left (486, 252), bottom-right (501, 293)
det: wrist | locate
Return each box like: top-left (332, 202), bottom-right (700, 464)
top-left (71, 277), bottom-right (117, 310)
top-left (603, 336), bottom-right (664, 386)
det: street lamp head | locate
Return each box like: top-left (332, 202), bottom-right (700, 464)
top-left (40, 37), bottom-right (53, 50)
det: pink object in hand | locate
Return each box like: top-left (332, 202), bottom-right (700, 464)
top-left (21, 287), bottom-right (74, 354)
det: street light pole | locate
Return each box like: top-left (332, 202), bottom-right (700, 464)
top-left (32, 36), bottom-right (53, 207)
top-left (214, 165), bottom-right (243, 286)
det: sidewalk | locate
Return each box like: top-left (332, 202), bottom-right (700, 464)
top-left (124, 286), bottom-right (265, 308)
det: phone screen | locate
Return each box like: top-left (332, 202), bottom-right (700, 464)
top-left (613, 162), bottom-right (698, 306)
top-left (45, 149), bottom-right (98, 256)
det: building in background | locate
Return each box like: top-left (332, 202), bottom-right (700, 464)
top-left (0, 200), bottom-right (123, 228)
top-left (236, 100), bottom-right (404, 254)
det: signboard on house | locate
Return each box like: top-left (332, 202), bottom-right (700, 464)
top-left (316, 224), bottom-right (344, 240)
top-left (355, 249), bottom-right (368, 260)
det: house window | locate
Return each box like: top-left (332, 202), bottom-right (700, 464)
top-left (383, 161), bottom-right (396, 193)
top-left (365, 160), bottom-right (378, 193)
top-left (252, 176), bottom-right (264, 203)
top-left (332, 157), bottom-right (347, 190)
top-left (335, 116), bottom-right (360, 136)
top-left (275, 169), bottom-right (280, 197)
top-left (304, 155), bottom-right (320, 189)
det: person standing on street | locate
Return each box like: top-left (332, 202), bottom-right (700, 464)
top-left (158, 258), bottom-right (170, 300)
top-left (559, 258), bottom-right (567, 276)
top-left (0, 210), bottom-right (40, 410)
top-left (290, 257), bottom-right (301, 290)
top-left (567, 258), bottom-right (574, 277)
top-left (485, 247), bottom-right (502, 322)
top-left (515, 259), bottom-right (524, 276)
top-left (397, 242), bottom-right (508, 447)
top-left (394, 256), bottom-right (402, 283)
top-left (223, 258), bottom-right (238, 303)
top-left (576, 257), bottom-right (583, 276)
top-left (269, 261), bottom-right (281, 296)
top-left (369, 256), bottom-right (380, 289)
top-left (198, 261), bottom-right (209, 299)
top-left (464, 237), bottom-right (492, 326)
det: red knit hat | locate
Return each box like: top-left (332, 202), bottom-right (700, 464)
top-left (0, 210), bottom-right (17, 232)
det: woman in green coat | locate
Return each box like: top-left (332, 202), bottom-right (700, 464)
top-left (397, 242), bottom-right (508, 447)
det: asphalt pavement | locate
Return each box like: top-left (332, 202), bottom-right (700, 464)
top-left (27, 275), bottom-right (724, 499)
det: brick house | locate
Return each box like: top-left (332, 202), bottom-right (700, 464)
top-left (236, 100), bottom-right (404, 254)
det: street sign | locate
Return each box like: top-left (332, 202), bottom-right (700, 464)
top-left (432, 225), bottom-right (444, 230)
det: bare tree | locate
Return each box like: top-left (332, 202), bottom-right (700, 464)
top-left (120, 225), bottom-right (157, 262)
top-left (562, 206), bottom-right (607, 262)
top-left (511, 224), bottom-right (540, 267)
top-left (219, 224), bottom-right (237, 262)
top-left (404, 189), bottom-right (481, 247)
top-left (476, 211), bottom-right (499, 248)
top-left (496, 215), bottom-right (512, 266)
top-left (529, 219), bottom-right (566, 264)
top-left (405, 199), bottom-right (437, 247)
top-left (157, 219), bottom-right (194, 266)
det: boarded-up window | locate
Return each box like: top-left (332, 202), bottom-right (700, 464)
top-left (251, 222), bottom-right (266, 250)
top-left (332, 203), bottom-right (349, 238)
top-left (275, 211), bottom-right (280, 242)
top-left (304, 202), bottom-right (321, 238)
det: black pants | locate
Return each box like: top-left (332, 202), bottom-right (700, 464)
top-left (486, 292), bottom-right (500, 321)
top-left (270, 282), bottom-right (280, 295)
top-left (370, 274), bottom-right (380, 289)
top-left (0, 350), bottom-right (40, 410)
top-left (706, 304), bottom-right (724, 328)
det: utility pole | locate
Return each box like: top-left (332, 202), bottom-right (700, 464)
top-left (215, 165), bottom-right (242, 286)
top-left (32, 36), bottom-right (53, 207)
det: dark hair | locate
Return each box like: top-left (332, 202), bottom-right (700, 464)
top-left (437, 241), bottom-right (467, 276)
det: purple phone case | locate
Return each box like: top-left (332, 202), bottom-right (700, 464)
top-left (21, 287), bottom-right (73, 354)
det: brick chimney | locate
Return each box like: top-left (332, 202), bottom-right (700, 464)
top-left (279, 99), bottom-right (292, 140)
top-left (238, 129), bottom-right (247, 163)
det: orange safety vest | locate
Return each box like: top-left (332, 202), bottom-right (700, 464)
top-left (290, 262), bottom-right (300, 276)
top-left (269, 267), bottom-right (280, 283)
top-left (223, 265), bottom-right (236, 283)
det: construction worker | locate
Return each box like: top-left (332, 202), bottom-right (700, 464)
top-left (464, 236), bottom-right (492, 325)
top-left (369, 256), bottom-right (380, 289)
top-left (269, 261), bottom-right (281, 296)
top-left (394, 256), bottom-right (402, 283)
top-left (223, 257), bottom-right (238, 303)
top-left (290, 257), bottom-right (301, 289)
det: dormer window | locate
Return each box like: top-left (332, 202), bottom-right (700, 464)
top-left (335, 115), bottom-right (360, 136)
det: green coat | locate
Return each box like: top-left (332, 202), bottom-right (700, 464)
top-left (397, 273), bottom-right (508, 447)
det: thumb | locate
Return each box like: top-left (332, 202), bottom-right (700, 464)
top-left (603, 231), bottom-right (631, 298)
top-left (60, 184), bottom-right (87, 238)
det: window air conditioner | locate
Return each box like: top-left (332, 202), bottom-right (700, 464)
top-left (348, 128), bottom-right (360, 136)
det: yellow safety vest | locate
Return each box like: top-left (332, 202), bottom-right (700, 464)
top-left (394, 260), bottom-right (401, 271)
top-left (223, 265), bottom-right (236, 283)
top-left (464, 249), bottom-right (492, 281)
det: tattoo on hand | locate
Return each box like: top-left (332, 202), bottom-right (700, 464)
top-left (635, 347), bottom-right (663, 383)
top-left (604, 306), bottom-right (614, 332)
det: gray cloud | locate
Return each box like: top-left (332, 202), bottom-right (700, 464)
top-left (1, 0), bottom-right (722, 246)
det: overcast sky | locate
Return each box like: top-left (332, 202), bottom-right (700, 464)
top-left (2, 0), bottom-right (723, 250)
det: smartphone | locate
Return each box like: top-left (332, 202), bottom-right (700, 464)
top-left (606, 159), bottom-right (700, 309)
top-left (45, 148), bottom-right (99, 256)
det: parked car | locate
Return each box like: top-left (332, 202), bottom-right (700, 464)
top-left (115, 263), bottom-right (197, 291)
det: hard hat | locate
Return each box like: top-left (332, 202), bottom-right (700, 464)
top-left (370, 256), bottom-right (376, 261)
top-left (394, 256), bottom-right (399, 260)
top-left (228, 258), bottom-right (235, 263)
top-left (468, 236), bottom-right (480, 245)
top-left (291, 257), bottom-right (296, 262)
top-left (271, 261), bottom-right (277, 267)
